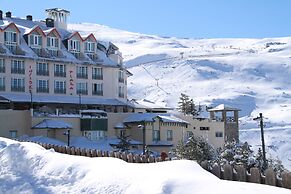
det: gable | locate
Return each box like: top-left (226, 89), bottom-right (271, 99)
top-left (3, 23), bottom-right (20, 33)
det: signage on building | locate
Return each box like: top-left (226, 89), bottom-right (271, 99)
top-left (69, 70), bottom-right (74, 95)
top-left (29, 65), bottom-right (33, 91)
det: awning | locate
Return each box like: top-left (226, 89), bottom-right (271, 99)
top-left (0, 93), bottom-right (132, 107)
top-left (32, 119), bottom-right (72, 129)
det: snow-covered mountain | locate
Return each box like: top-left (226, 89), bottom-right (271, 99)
top-left (68, 23), bottom-right (291, 170)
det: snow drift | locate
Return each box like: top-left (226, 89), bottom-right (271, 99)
top-left (0, 137), bottom-right (290, 194)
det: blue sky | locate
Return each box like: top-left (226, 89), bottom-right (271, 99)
top-left (1, 0), bottom-right (290, 38)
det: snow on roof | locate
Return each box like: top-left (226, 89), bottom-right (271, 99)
top-left (130, 99), bottom-right (173, 110)
top-left (123, 113), bottom-right (189, 124)
top-left (147, 141), bottom-right (173, 147)
top-left (114, 122), bottom-right (127, 129)
top-left (32, 119), bottom-right (72, 129)
top-left (0, 93), bottom-right (131, 106)
top-left (0, 17), bottom-right (121, 68)
top-left (208, 104), bottom-right (241, 111)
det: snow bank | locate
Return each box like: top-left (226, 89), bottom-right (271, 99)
top-left (0, 137), bottom-right (290, 194)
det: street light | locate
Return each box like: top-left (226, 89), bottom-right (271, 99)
top-left (253, 113), bottom-right (267, 169)
top-left (63, 129), bottom-right (71, 147)
top-left (138, 123), bottom-right (146, 155)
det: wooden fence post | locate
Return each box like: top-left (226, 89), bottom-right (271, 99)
top-left (223, 164), bottom-right (233, 180)
top-left (249, 167), bottom-right (261, 183)
top-left (134, 155), bottom-right (141, 163)
top-left (149, 155), bottom-right (155, 163)
top-left (265, 168), bottom-right (276, 186)
top-left (70, 147), bottom-right (76, 155)
top-left (109, 151), bottom-right (114, 157)
top-left (234, 165), bottom-right (246, 182)
top-left (103, 151), bottom-right (109, 157)
top-left (212, 164), bottom-right (221, 179)
top-left (121, 152), bottom-right (127, 162)
top-left (282, 172), bottom-right (291, 189)
top-left (97, 150), bottom-right (102, 157)
top-left (127, 153), bottom-right (133, 163)
top-left (92, 149), bottom-right (97, 157)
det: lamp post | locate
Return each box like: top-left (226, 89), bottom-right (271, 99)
top-left (63, 129), bottom-right (70, 147)
top-left (253, 113), bottom-right (267, 169)
top-left (138, 123), bottom-right (146, 155)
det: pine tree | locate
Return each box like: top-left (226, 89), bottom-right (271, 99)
top-left (115, 134), bottom-right (132, 152)
top-left (178, 93), bottom-right (190, 115)
top-left (173, 135), bottom-right (215, 163)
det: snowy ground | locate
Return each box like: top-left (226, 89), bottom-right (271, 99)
top-left (1, 137), bottom-right (290, 194)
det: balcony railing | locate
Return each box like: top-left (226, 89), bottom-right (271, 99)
top-left (54, 71), bottom-right (66, 77)
top-left (36, 70), bottom-right (49, 76)
top-left (118, 78), bottom-right (124, 83)
top-left (92, 90), bottom-right (103, 96)
top-left (77, 73), bottom-right (88, 79)
top-left (54, 88), bottom-right (66, 94)
top-left (77, 90), bottom-right (88, 95)
top-left (0, 67), bottom-right (5, 73)
top-left (11, 86), bottom-right (25, 92)
top-left (119, 93), bottom-right (125, 98)
top-left (11, 68), bottom-right (25, 74)
top-left (0, 85), bottom-right (5, 91)
top-left (92, 74), bottom-right (103, 80)
top-left (37, 87), bottom-right (49, 93)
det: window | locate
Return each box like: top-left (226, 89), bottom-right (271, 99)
top-left (77, 66), bottom-right (88, 79)
top-left (118, 70), bottom-right (124, 83)
top-left (47, 36), bottom-right (59, 49)
top-left (11, 78), bottom-right (25, 92)
top-left (77, 82), bottom-right (88, 95)
top-left (84, 41), bottom-right (95, 53)
top-left (200, 127), bottom-right (210, 131)
top-left (54, 64), bottom-right (66, 77)
top-left (0, 59), bottom-right (5, 73)
top-left (4, 31), bottom-right (17, 44)
top-left (167, 130), bottom-right (173, 141)
top-left (153, 130), bottom-right (160, 141)
top-left (0, 77), bottom-right (5, 91)
top-left (92, 67), bottom-right (103, 80)
top-left (29, 35), bottom-right (42, 47)
top-left (54, 80), bottom-right (66, 94)
top-left (11, 60), bottom-right (25, 74)
top-left (84, 131), bottom-right (105, 141)
top-left (118, 86), bottom-right (124, 98)
top-left (9, 130), bottom-right (17, 138)
top-left (69, 39), bottom-right (80, 52)
top-left (36, 62), bottom-right (49, 76)
top-left (37, 80), bottom-right (49, 93)
top-left (215, 132), bottom-right (223, 138)
top-left (92, 83), bottom-right (103, 96)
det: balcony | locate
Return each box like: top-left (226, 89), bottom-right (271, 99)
top-left (11, 86), bottom-right (25, 92)
top-left (0, 85), bottom-right (5, 91)
top-left (54, 88), bottom-right (66, 94)
top-left (0, 67), bottom-right (5, 73)
top-left (36, 70), bottom-right (49, 76)
top-left (37, 87), bottom-right (49, 93)
top-left (77, 90), bottom-right (88, 95)
top-left (11, 68), bottom-right (25, 74)
top-left (77, 73), bottom-right (88, 79)
top-left (92, 74), bottom-right (103, 80)
top-left (92, 90), bottom-right (103, 96)
top-left (118, 78), bottom-right (124, 83)
top-left (54, 71), bottom-right (66, 77)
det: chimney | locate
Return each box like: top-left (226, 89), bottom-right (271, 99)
top-left (26, 15), bottom-right (33, 21)
top-left (0, 10), bottom-right (3, 20)
top-left (45, 18), bottom-right (54, 28)
top-left (6, 11), bottom-right (11, 18)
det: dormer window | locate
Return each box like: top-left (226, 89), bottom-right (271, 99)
top-left (29, 35), bottom-right (42, 47)
top-left (84, 42), bottom-right (95, 53)
top-left (4, 31), bottom-right (17, 52)
top-left (69, 39), bottom-right (80, 52)
top-left (47, 37), bottom-right (59, 49)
